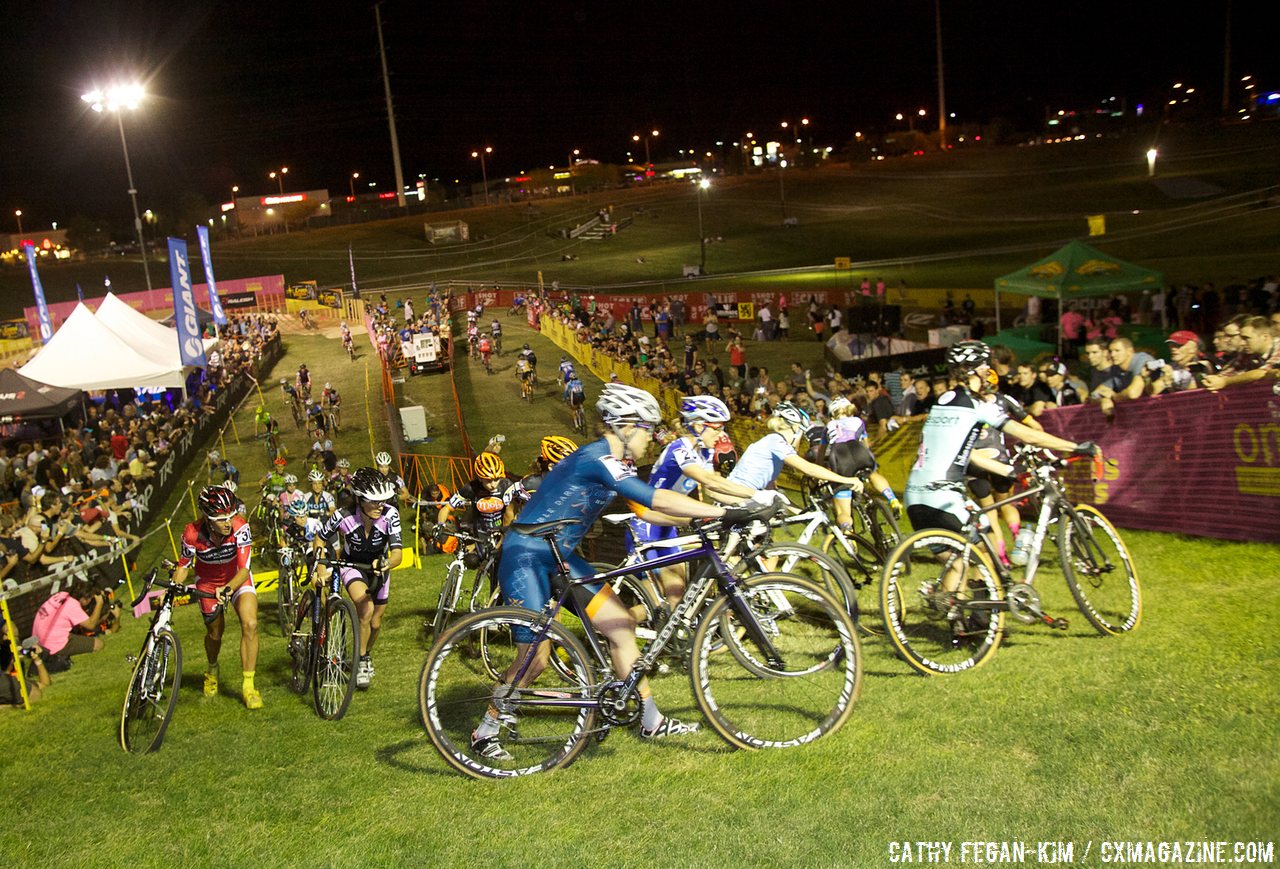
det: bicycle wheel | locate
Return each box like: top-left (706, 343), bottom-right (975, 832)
top-left (849, 496), bottom-right (901, 566)
top-left (741, 542), bottom-right (859, 625)
top-left (1058, 505), bottom-right (1142, 635)
top-left (690, 575), bottom-right (862, 750)
top-left (419, 607), bottom-right (599, 779)
top-left (430, 563), bottom-right (465, 648)
top-left (313, 598), bottom-right (359, 720)
top-left (880, 530), bottom-right (1005, 676)
top-left (276, 557), bottom-right (299, 635)
top-left (119, 630), bottom-right (182, 754)
top-left (289, 589), bottom-right (317, 694)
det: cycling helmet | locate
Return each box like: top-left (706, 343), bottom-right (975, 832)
top-left (540, 435), bottom-right (579, 464)
top-left (374, 451), bottom-right (392, 468)
top-left (337, 458), bottom-right (351, 469)
top-left (307, 469), bottom-right (325, 482)
top-left (947, 340), bottom-right (992, 372)
top-left (680, 396), bottom-right (731, 424)
top-left (198, 486), bottom-right (238, 519)
top-left (596, 383), bottom-right (662, 425)
top-left (324, 382), bottom-right (331, 390)
top-left (523, 343), bottom-right (530, 350)
top-left (208, 450), bottom-right (220, 462)
top-left (274, 457), bottom-right (287, 467)
top-left (771, 401), bottom-right (812, 429)
top-left (473, 452), bottom-right (506, 480)
top-left (828, 396), bottom-right (853, 416)
top-left (560, 355), bottom-right (568, 363)
top-left (223, 480), bottom-right (239, 494)
top-left (287, 498), bottom-right (308, 517)
top-left (305, 398), bottom-right (313, 405)
top-left (283, 474), bottom-right (298, 485)
top-left (350, 467), bottom-right (396, 501)
top-left (279, 378), bottom-right (288, 386)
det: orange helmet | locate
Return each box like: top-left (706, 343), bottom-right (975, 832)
top-left (540, 435), bottom-right (578, 465)
top-left (473, 452), bottom-right (506, 480)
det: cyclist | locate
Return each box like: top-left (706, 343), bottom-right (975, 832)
top-left (171, 486), bottom-right (262, 709)
top-left (564, 373), bottom-right (586, 425)
top-left (467, 323), bottom-right (480, 357)
top-left (257, 456), bottom-right (289, 496)
top-left (322, 383), bottom-right (342, 431)
top-left (518, 435), bottom-right (579, 502)
top-left (283, 497), bottom-right (323, 549)
top-left (726, 402), bottom-right (868, 495)
top-left (278, 474), bottom-right (303, 516)
top-left (518, 344), bottom-right (538, 383)
top-left (473, 383), bottom-right (773, 758)
top-left (904, 340), bottom-right (1096, 539)
top-left (629, 396), bottom-right (763, 609)
top-left (448, 453), bottom-right (521, 541)
top-left (339, 320), bottom-right (352, 342)
top-left (329, 457), bottom-right (354, 493)
top-left (207, 451), bottom-right (240, 485)
top-left (822, 396), bottom-right (903, 527)
top-left (304, 397), bottom-right (324, 432)
top-left (296, 363), bottom-right (311, 400)
top-left (318, 468), bottom-right (403, 690)
top-left (515, 354), bottom-right (534, 397)
top-left (374, 451), bottom-right (410, 505)
top-left (489, 317), bottom-right (503, 354)
top-left (342, 329), bottom-right (356, 359)
top-left (558, 356), bottom-right (576, 385)
top-left (478, 333), bottom-right (493, 371)
top-left (303, 469), bottom-right (337, 519)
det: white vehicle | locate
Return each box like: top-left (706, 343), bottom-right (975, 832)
top-left (407, 332), bottom-right (446, 374)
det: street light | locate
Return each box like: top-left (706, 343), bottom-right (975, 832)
top-left (349, 172), bottom-right (360, 198)
top-left (695, 178), bottom-right (711, 274)
top-left (268, 167), bottom-right (289, 233)
top-left (471, 147), bottom-right (492, 205)
top-left (632, 129), bottom-right (660, 177)
top-left (81, 82), bottom-right (153, 290)
top-left (14, 210), bottom-right (22, 236)
top-left (568, 148), bottom-right (580, 195)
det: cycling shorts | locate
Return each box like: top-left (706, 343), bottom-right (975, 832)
top-left (519, 370), bottom-right (533, 381)
top-left (568, 392), bottom-right (585, 407)
top-left (341, 566), bottom-right (390, 605)
top-left (905, 502), bottom-right (967, 535)
top-left (498, 533), bottom-right (600, 644)
top-left (628, 521), bottom-right (682, 560)
top-left (195, 576), bottom-right (257, 623)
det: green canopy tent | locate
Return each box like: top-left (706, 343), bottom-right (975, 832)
top-left (993, 239), bottom-right (1163, 355)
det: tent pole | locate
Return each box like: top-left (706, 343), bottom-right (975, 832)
top-left (1057, 290), bottom-right (1064, 359)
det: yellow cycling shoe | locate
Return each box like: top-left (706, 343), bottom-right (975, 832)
top-left (203, 671), bottom-right (219, 698)
top-left (243, 687), bottom-right (264, 710)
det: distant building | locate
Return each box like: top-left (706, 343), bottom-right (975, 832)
top-left (222, 189), bottom-right (332, 234)
top-left (2, 228), bottom-right (72, 264)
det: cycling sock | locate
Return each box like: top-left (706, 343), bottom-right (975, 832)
top-left (242, 670), bottom-right (255, 692)
top-left (880, 486), bottom-right (896, 502)
top-left (1008, 522), bottom-right (1021, 538)
top-left (994, 539), bottom-right (1007, 559)
top-left (475, 686), bottom-right (508, 739)
top-left (640, 688), bottom-right (662, 731)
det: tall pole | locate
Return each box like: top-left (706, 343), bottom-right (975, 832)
top-left (116, 112), bottom-right (153, 290)
top-left (935, 0), bottom-right (948, 149)
top-left (696, 181), bottom-right (708, 273)
top-left (778, 160), bottom-right (788, 223)
top-left (375, 2), bottom-right (407, 209)
top-left (480, 151), bottom-right (488, 205)
top-left (13, 210), bottom-right (22, 236)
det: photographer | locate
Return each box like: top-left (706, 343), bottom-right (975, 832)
top-left (31, 583), bottom-right (120, 660)
top-left (1148, 331), bottom-right (1213, 395)
top-left (0, 637), bottom-right (51, 708)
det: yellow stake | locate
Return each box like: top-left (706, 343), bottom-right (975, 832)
top-left (1, 599), bottom-right (30, 710)
top-left (165, 519), bottom-right (180, 561)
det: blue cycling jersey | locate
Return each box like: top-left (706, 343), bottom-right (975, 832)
top-left (628, 436), bottom-right (710, 555)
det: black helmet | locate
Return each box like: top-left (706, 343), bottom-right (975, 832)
top-left (523, 343), bottom-right (530, 350)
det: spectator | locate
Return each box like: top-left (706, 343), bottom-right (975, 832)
top-left (1083, 339), bottom-right (1119, 398)
top-left (1060, 303), bottom-right (1086, 359)
top-left (1093, 336), bottom-right (1156, 414)
top-left (1202, 316), bottom-right (1280, 391)
top-left (727, 336), bottom-right (748, 381)
top-left (778, 307), bottom-right (790, 340)
top-left (1149, 331), bottom-right (1212, 394)
top-left (0, 636), bottom-right (51, 707)
top-left (1037, 362), bottom-right (1082, 410)
top-left (32, 584), bottom-right (118, 660)
top-left (1007, 363), bottom-right (1053, 413)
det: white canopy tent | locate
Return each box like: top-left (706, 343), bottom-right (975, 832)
top-left (19, 303), bottom-right (185, 390)
top-left (94, 293), bottom-right (218, 368)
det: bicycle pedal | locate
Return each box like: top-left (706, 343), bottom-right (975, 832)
top-left (1050, 617), bottom-right (1070, 630)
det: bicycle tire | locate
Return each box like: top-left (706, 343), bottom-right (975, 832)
top-left (691, 575), bottom-right (862, 750)
top-left (1058, 505), bottom-right (1142, 635)
top-left (313, 597), bottom-right (360, 720)
top-left (120, 629), bottom-right (182, 754)
top-left (430, 563), bottom-right (465, 648)
top-left (880, 529), bottom-right (1005, 676)
top-left (276, 557), bottom-right (299, 635)
top-left (741, 541), bottom-right (859, 626)
top-left (419, 607), bottom-right (599, 779)
top-left (289, 589), bottom-right (317, 694)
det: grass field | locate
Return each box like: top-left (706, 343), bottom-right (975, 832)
top-left (2, 321), bottom-right (1277, 867)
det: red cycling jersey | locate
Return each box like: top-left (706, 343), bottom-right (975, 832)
top-left (178, 516), bottom-right (253, 586)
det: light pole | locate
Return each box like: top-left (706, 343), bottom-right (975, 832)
top-left (269, 167), bottom-right (289, 233)
top-left (82, 83), bottom-right (153, 290)
top-left (349, 172), bottom-right (360, 198)
top-left (632, 129), bottom-right (659, 178)
top-left (229, 185), bottom-right (239, 237)
top-left (695, 178), bottom-right (710, 274)
top-left (14, 210), bottom-right (22, 237)
top-left (778, 159), bottom-right (789, 223)
top-left (471, 147), bottom-right (492, 205)
top-left (568, 148), bottom-right (580, 195)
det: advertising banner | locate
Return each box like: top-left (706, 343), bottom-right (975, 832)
top-left (195, 226), bottom-right (228, 326)
top-left (317, 288), bottom-right (343, 308)
top-left (287, 281), bottom-right (317, 301)
top-left (221, 291), bottom-right (259, 309)
top-left (22, 244), bottom-right (53, 342)
top-left (166, 237), bottom-right (207, 368)
top-left (0, 319), bottom-right (30, 340)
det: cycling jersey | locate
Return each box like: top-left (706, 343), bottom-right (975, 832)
top-left (178, 516), bottom-right (254, 617)
top-left (904, 387), bottom-right (1009, 523)
top-left (726, 432), bottom-right (796, 490)
top-left (490, 322), bottom-right (502, 335)
top-left (515, 358), bottom-right (533, 379)
top-left (479, 338), bottom-right (492, 354)
top-left (284, 517), bottom-right (323, 545)
top-left (320, 506), bottom-right (402, 562)
top-left (629, 437), bottom-right (711, 557)
top-left (262, 472), bottom-right (287, 496)
top-left (449, 478), bottom-right (519, 534)
top-left (519, 350), bottom-right (537, 369)
top-left (564, 378), bottom-right (585, 404)
top-left (559, 361), bottom-right (576, 382)
top-left (303, 490), bottom-right (336, 519)
top-left (499, 439), bottom-right (656, 640)
top-left (827, 416), bottom-right (868, 445)
top-left (279, 488), bottom-right (304, 511)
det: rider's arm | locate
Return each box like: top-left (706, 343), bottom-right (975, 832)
top-left (781, 453), bottom-right (865, 491)
top-left (1001, 418), bottom-right (1079, 455)
top-left (680, 464), bottom-right (755, 503)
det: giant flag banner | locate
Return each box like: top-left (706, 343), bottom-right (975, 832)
top-left (195, 226), bottom-right (228, 327)
top-left (22, 244), bottom-right (53, 342)
top-left (167, 237), bottom-right (207, 368)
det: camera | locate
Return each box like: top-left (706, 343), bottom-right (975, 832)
top-left (1143, 358), bottom-right (1169, 376)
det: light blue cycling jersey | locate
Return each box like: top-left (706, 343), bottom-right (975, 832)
top-left (726, 431), bottom-right (796, 490)
top-left (904, 387), bottom-right (1009, 515)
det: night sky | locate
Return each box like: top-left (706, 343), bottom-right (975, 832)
top-left (3, 0), bottom-right (1276, 229)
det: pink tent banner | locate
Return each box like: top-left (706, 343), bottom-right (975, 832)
top-left (1038, 381), bottom-right (1280, 542)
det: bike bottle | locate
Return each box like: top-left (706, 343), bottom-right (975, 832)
top-left (1009, 524), bottom-right (1034, 566)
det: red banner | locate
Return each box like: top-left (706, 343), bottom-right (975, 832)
top-left (1038, 381), bottom-right (1280, 542)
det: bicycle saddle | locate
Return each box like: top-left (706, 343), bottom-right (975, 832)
top-left (511, 518), bottom-right (579, 537)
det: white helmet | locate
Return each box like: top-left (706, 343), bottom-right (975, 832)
top-left (208, 450), bottom-right (221, 462)
top-left (828, 396), bottom-right (853, 416)
top-left (223, 480), bottom-right (238, 493)
top-left (772, 401), bottom-right (811, 429)
top-left (337, 458), bottom-right (351, 469)
top-left (596, 383), bottom-right (662, 426)
top-left (283, 474), bottom-right (298, 484)
top-left (351, 467), bottom-right (396, 501)
top-left (679, 396), bottom-right (731, 424)
top-left (307, 469), bottom-right (325, 482)
top-left (374, 451), bottom-right (392, 467)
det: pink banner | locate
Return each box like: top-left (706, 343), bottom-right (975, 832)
top-left (1038, 381), bottom-right (1280, 542)
top-left (25, 275), bottom-right (286, 338)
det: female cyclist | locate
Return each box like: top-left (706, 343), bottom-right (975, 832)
top-left (726, 402), bottom-right (867, 496)
top-left (822, 396), bottom-right (903, 527)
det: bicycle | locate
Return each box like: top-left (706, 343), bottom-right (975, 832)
top-left (289, 397), bottom-right (306, 429)
top-left (119, 561), bottom-right (217, 753)
top-left (491, 332), bottom-right (503, 356)
top-left (418, 514), bottom-right (863, 779)
top-left (425, 525), bottom-right (500, 648)
top-left (275, 538), bottom-right (305, 634)
top-left (287, 552), bottom-right (364, 720)
top-left (519, 373), bottom-right (534, 401)
top-left (879, 446), bottom-right (1141, 676)
top-left (344, 335), bottom-right (357, 362)
top-left (570, 401), bottom-right (585, 433)
top-left (481, 351), bottom-right (493, 376)
top-left (324, 404), bottom-right (341, 433)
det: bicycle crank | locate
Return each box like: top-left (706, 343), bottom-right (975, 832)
top-left (595, 680), bottom-right (642, 727)
top-left (1005, 582), bottom-right (1045, 625)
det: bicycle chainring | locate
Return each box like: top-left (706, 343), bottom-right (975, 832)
top-left (1005, 582), bottom-right (1043, 624)
top-left (595, 679), bottom-right (641, 727)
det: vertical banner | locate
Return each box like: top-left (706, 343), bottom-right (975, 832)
top-left (167, 237), bottom-right (208, 368)
top-left (348, 243), bottom-right (359, 297)
top-left (195, 226), bottom-right (228, 326)
top-left (22, 244), bottom-right (53, 342)
top-left (75, 283), bottom-right (84, 302)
